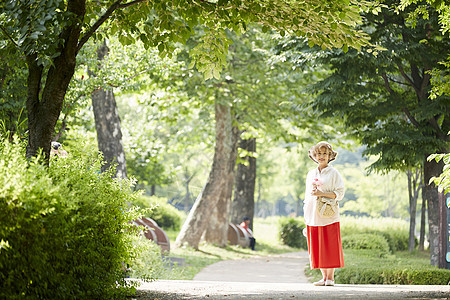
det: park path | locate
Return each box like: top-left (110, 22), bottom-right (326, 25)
top-left (193, 251), bottom-right (309, 283)
top-left (133, 251), bottom-right (450, 300)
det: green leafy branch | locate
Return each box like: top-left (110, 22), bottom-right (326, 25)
top-left (428, 150), bottom-right (450, 195)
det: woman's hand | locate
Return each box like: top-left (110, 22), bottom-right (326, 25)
top-left (311, 189), bottom-right (324, 197)
top-left (311, 189), bottom-right (336, 199)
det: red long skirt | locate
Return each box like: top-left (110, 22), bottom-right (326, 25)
top-left (306, 222), bottom-right (345, 269)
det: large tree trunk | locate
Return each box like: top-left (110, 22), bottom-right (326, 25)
top-left (204, 124), bottom-right (239, 246)
top-left (230, 137), bottom-right (256, 230)
top-left (174, 102), bottom-right (233, 250)
top-left (91, 41), bottom-right (127, 179)
top-left (26, 1), bottom-right (85, 160)
top-left (423, 156), bottom-right (444, 266)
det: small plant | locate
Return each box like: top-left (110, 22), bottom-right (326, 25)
top-left (279, 217), bottom-right (307, 249)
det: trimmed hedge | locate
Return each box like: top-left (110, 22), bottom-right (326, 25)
top-left (279, 217), bottom-right (308, 249)
top-left (340, 216), bottom-right (412, 252)
top-left (341, 233), bottom-right (390, 256)
top-left (336, 266), bottom-right (450, 285)
top-left (306, 216), bottom-right (448, 285)
top-left (0, 138), bottom-right (155, 299)
top-left (306, 249), bottom-right (450, 285)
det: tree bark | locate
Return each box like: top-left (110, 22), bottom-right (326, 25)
top-left (184, 168), bottom-right (195, 213)
top-left (91, 41), bottom-right (127, 179)
top-left (438, 192), bottom-right (447, 268)
top-left (26, 1), bottom-right (86, 160)
top-left (407, 168), bottom-right (422, 252)
top-left (174, 102), bottom-right (233, 250)
top-left (419, 193), bottom-right (426, 251)
top-left (230, 137), bottom-right (256, 230)
top-left (423, 155), bottom-right (444, 266)
top-left (204, 124), bottom-right (239, 246)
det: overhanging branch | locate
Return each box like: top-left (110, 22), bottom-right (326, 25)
top-left (119, 0), bottom-right (148, 9)
top-left (77, 0), bottom-right (122, 52)
top-left (0, 25), bottom-right (18, 48)
top-left (397, 63), bottom-right (420, 95)
top-left (381, 73), bottom-right (395, 94)
top-left (77, 0), bottom-right (148, 53)
top-left (381, 74), bottom-right (422, 130)
top-left (402, 107), bottom-right (421, 129)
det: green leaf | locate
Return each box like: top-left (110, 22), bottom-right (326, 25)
top-left (343, 44), bottom-right (348, 53)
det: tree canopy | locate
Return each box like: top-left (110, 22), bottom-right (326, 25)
top-left (282, 1), bottom-right (450, 172)
top-left (275, 0), bottom-right (449, 266)
top-left (0, 0), bottom-right (384, 161)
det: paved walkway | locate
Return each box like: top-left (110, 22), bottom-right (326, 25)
top-left (133, 251), bottom-right (450, 299)
top-left (193, 251), bottom-right (309, 283)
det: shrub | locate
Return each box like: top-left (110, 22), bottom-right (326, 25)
top-left (0, 137), bottom-right (154, 299)
top-left (341, 233), bottom-right (390, 256)
top-left (132, 195), bottom-right (184, 231)
top-left (376, 230), bottom-right (410, 252)
top-left (279, 217), bottom-right (307, 249)
top-left (340, 216), bottom-right (411, 252)
top-left (336, 266), bottom-right (450, 285)
top-left (306, 249), bottom-right (450, 285)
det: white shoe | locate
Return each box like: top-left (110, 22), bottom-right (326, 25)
top-left (313, 279), bottom-right (325, 286)
top-left (325, 280), bottom-right (335, 286)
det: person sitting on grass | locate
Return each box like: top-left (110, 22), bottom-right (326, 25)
top-left (240, 216), bottom-right (256, 251)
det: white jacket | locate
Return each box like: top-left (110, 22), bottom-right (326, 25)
top-left (303, 165), bottom-right (345, 226)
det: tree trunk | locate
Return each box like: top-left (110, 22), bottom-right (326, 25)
top-left (407, 170), bottom-right (417, 252)
top-left (419, 193), bottom-right (426, 251)
top-left (230, 137), bottom-right (256, 230)
top-left (91, 41), bottom-right (127, 179)
top-left (174, 102), bottom-right (233, 250)
top-left (26, 0), bottom-right (85, 160)
top-left (204, 124), bottom-right (239, 246)
top-left (184, 176), bottom-right (191, 213)
top-left (423, 155), bottom-right (444, 266)
top-left (438, 192), bottom-right (447, 268)
top-left (296, 196), bottom-right (302, 217)
top-left (184, 168), bottom-right (195, 213)
top-left (150, 185), bottom-right (156, 196)
top-left (407, 168), bottom-right (422, 252)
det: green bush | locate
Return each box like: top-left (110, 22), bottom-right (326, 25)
top-left (0, 137), bottom-right (155, 299)
top-left (376, 230), bottom-right (410, 252)
top-left (132, 195), bottom-right (184, 231)
top-left (341, 233), bottom-right (390, 255)
top-left (279, 217), bottom-right (307, 249)
top-left (336, 266), bottom-right (450, 285)
top-left (306, 248), bottom-right (450, 285)
top-left (340, 216), bottom-right (411, 252)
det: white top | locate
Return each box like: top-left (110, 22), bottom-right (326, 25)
top-left (303, 165), bottom-right (345, 226)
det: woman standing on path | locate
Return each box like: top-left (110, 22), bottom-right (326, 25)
top-left (303, 141), bottom-right (345, 286)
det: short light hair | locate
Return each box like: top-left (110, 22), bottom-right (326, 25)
top-left (308, 141), bottom-right (338, 163)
